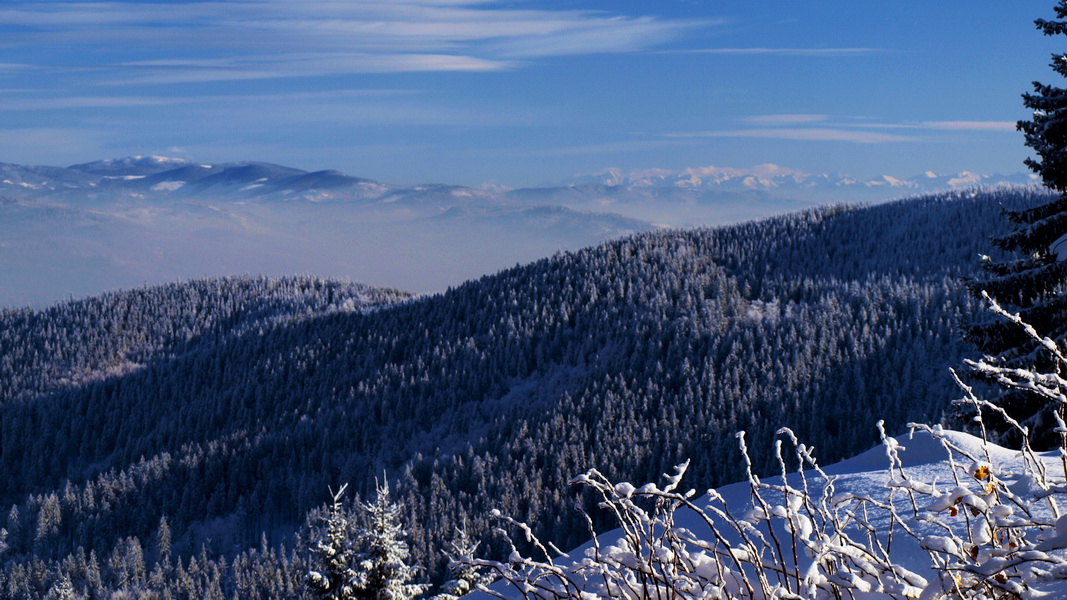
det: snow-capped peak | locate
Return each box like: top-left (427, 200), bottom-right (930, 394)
top-left (69, 155), bottom-right (192, 177)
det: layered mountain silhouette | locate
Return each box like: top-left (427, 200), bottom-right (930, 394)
top-left (0, 156), bottom-right (1041, 307)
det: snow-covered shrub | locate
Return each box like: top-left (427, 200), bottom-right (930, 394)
top-left (470, 296), bottom-right (1067, 599)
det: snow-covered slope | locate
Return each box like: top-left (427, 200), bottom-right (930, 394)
top-left (480, 426), bottom-right (1067, 598)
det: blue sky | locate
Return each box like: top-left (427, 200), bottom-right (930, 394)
top-left (0, 1), bottom-right (1059, 186)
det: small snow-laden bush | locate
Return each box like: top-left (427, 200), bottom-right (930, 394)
top-left (466, 296), bottom-right (1067, 599)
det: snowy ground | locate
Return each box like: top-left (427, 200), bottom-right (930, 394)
top-left (474, 426), bottom-right (1067, 599)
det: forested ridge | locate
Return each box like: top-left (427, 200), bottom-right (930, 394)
top-left (0, 277), bottom-right (411, 406)
top-left (0, 187), bottom-right (1049, 598)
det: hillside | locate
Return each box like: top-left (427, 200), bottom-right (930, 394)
top-left (0, 187), bottom-right (1052, 598)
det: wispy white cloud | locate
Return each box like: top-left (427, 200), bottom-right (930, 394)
top-left (0, 61), bottom-right (32, 68)
top-left (0, 96), bottom-right (179, 110)
top-left (702, 115), bottom-right (1018, 143)
top-left (105, 54), bottom-right (514, 85)
top-left (0, 89), bottom-right (417, 112)
top-left (664, 47), bottom-right (888, 56)
top-left (920, 120), bottom-right (1016, 132)
top-left (741, 114), bottom-right (830, 125)
top-left (0, 4), bottom-right (187, 27)
top-left (490, 16), bottom-right (714, 58)
top-left (849, 120), bottom-right (1017, 132)
top-left (1, 1), bottom-right (700, 83)
top-left (666, 128), bottom-right (916, 143)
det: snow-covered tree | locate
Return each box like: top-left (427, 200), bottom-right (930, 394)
top-left (965, 1), bottom-right (1067, 446)
top-left (1020, 2), bottom-right (1067, 193)
top-left (431, 524), bottom-right (493, 600)
top-left (155, 515), bottom-right (172, 567)
top-left (44, 576), bottom-right (77, 600)
top-left (307, 484), bottom-right (363, 600)
top-left (355, 479), bottom-right (428, 600)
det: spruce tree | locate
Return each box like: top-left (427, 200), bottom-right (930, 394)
top-left (307, 485), bottom-right (362, 600)
top-left (156, 516), bottom-right (172, 567)
top-left (44, 576), bottom-right (76, 600)
top-left (355, 479), bottom-right (428, 600)
top-left (966, 1), bottom-right (1067, 446)
top-left (431, 525), bottom-right (493, 600)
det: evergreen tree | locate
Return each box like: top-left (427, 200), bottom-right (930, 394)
top-left (355, 479), bottom-right (428, 600)
top-left (431, 525), bottom-right (492, 600)
top-left (1020, 2), bottom-right (1067, 193)
top-left (6, 506), bottom-right (19, 548)
top-left (963, 2), bottom-right (1067, 447)
top-left (44, 576), bottom-right (77, 600)
top-left (155, 516), bottom-right (172, 567)
top-left (307, 485), bottom-right (362, 600)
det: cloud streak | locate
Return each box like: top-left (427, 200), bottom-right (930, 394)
top-left (0, 96), bottom-right (182, 110)
top-left (1, 1), bottom-right (700, 83)
top-left (667, 128), bottom-right (916, 144)
top-left (105, 54), bottom-right (515, 85)
top-left (741, 114), bottom-right (830, 125)
top-left (664, 47), bottom-right (888, 56)
top-left (678, 116), bottom-right (1020, 145)
top-left (0, 89), bottom-right (421, 112)
top-left (920, 121), bottom-right (1016, 132)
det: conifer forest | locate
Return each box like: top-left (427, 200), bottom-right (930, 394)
top-left (0, 186), bottom-right (1053, 598)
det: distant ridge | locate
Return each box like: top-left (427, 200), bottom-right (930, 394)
top-left (69, 155), bottom-right (192, 176)
top-left (0, 156), bottom-right (1046, 306)
top-left (0, 156), bottom-right (1040, 205)
top-left (564, 163), bottom-right (1040, 200)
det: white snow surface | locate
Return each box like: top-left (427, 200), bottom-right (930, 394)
top-left (473, 428), bottom-right (1067, 599)
top-left (150, 181), bottom-right (185, 192)
top-left (1050, 232), bottom-right (1067, 261)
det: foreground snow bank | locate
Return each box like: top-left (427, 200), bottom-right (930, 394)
top-left (471, 423), bottom-right (1067, 599)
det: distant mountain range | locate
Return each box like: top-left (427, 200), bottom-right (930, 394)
top-left (2, 155), bottom-right (1038, 206)
top-left (2, 156), bottom-right (397, 205)
top-left (0, 156), bottom-right (1043, 307)
top-left (565, 163), bottom-right (1039, 200)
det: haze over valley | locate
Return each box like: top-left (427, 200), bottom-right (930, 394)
top-left (0, 155), bottom-right (1033, 307)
